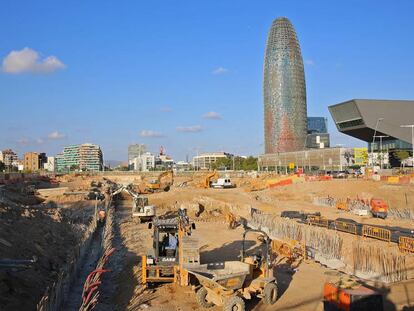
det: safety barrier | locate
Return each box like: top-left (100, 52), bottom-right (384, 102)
top-left (362, 225), bottom-right (391, 242)
top-left (334, 221), bottom-right (357, 235)
top-left (399, 236), bottom-right (414, 254)
top-left (308, 216), bottom-right (329, 228)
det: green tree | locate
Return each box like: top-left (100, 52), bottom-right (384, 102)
top-left (0, 161), bottom-right (4, 172)
top-left (242, 156), bottom-right (258, 171)
top-left (212, 157), bottom-right (232, 170)
top-left (393, 150), bottom-right (410, 162)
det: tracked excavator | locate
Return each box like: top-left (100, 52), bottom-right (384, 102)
top-left (146, 170), bottom-right (174, 193)
top-left (111, 183), bottom-right (156, 222)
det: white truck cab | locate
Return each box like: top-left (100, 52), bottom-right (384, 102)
top-left (211, 178), bottom-right (233, 189)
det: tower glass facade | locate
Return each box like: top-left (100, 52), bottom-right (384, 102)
top-left (264, 17), bottom-right (307, 153)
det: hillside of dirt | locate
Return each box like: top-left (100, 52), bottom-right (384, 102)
top-left (0, 183), bottom-right (95, 311)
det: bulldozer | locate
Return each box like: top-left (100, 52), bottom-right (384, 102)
top-left (146, 170), bottom-right (174, 193)
top-left (187, 229), bottom-right (278, 311)
top-left (141, 208), bottom-right (199, 286)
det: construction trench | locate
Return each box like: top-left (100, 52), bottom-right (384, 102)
top-left (1, 173), bottom-right (414, 310)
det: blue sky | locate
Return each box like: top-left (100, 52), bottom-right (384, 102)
top-left (1, 0), bottom-right (414, 162)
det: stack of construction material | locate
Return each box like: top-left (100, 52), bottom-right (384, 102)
top-left (250, 213), bottom-right (343, 260)
top-left (353, 241), bottom-right (407, 283)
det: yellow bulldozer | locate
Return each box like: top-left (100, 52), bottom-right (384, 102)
top-left (145, 170), bottom-right (174, 193)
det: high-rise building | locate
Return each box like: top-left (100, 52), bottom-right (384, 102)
top-left (264, 17), bottom-right (307, 153)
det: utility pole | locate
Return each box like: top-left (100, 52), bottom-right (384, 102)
top-left (400, 125), bottom-right (414, 166)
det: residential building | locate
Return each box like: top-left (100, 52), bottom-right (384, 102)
top-left (2, 149), bottom-right (19, 170)
top-left (43, 156), bottom-right (56, 172)
top-left (128, 144), bottom-right (146, 169)
top-left (192, 152), bottom-right (233, 170)
top-left (61, 144), bottom-right (103, 171)
top-left (132, 152), bottom-right (156, 172)
top-left (264, 17), bottom-right (307, 153)
top-left (55, 154), bottom-right (65, 172)
top-left (24, 152), bottom-right (47, 171)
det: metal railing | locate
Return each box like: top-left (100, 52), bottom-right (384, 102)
top-left (362, 225), bottom-right (391, 242)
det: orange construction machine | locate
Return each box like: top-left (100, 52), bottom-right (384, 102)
top-left (323, 280), bottom-right (383, 311)
top-left (370, 198), bottom-right (388, 219)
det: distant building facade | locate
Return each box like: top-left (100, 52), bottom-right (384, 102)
top-left (192, 152), bottom-right (233, 170)
top-left (24, 152), bottom-right (47, 171)
top-left (61, 144), bottom-right (103, 171)
top-left (1, 149), bottom-right (19, 171)
top-left (264, 17), bottom-right (307, 153)
top-left (128, 144), bottom-right (146, 170)
top-left (43, 156), bottom-right (56, 172)
top-left (132, 152), bottom-right (155, 172)
top-left (306, 117), bottom-right (330, 149)
top-left (55, 154), bottom-right (65, 172)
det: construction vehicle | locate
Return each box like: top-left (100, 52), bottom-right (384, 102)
top-left (111, 184), bottom-right (156, 222)
top-left (370, 198), bottom-right (388, 219)
top-left (198, 170), bottom-right (219, 188)
top-left (146, 170), bottom-right (174, 193)
top-left (211, 178), bottom-right (234, 189)
top-left (323, 279), bottom-right (383, 311)
top-left (142, 208), bottom-right (199, 286)
top-left (187, 229), bottom-right (278, 311)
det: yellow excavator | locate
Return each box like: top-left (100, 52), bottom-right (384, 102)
top-left (145, 170), bottom-right (174, 193)
top-left (199, 170), bottom-right (219, 188)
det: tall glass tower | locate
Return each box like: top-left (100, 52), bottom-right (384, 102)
top-left (264, 17), bottom-right (307, 153)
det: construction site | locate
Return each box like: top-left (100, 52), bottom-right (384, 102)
top-left (1, 170), bottom-right (414, 311)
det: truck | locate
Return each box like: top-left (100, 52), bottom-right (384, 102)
top-left (211, 178), bottom-right (234, 189)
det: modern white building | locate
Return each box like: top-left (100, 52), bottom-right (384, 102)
top-left (132, 152), bottom-right (156, 172)
top-left (192, 152), bottom-right (233, 170)
top-left (43, 156), bottom-right (56, 172)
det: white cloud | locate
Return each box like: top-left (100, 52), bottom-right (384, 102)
top-left (176, 125), bottom-right (203, 133)
top-left (2, 47), bottom-right (66, 74)
top-left (35, 138), bottom-right (44, 144)
top-left (139, 130), bottom-right (165, 138)
top-left (304, 59), bottom-right (315, 66)
top-left (211, 67), bottom-right (229, 75)
top-left (203, 111), bottom-right (222, 120)
top-left (48, 131), bottom-right (66, 140)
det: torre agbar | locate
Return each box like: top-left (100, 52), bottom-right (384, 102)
top-left (263, 17), bottom-right (307, 153)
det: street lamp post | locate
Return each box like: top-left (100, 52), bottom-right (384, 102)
top-left (371, 118), bottom-right (384, 169)
top-left (400, 125), bottom-right (414, 166)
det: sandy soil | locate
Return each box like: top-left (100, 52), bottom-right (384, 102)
top-left (3, 175), bottom-right (414, 310)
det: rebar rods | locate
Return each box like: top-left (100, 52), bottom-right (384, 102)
top-left (251, 213), bottom-right (343, 259)
top-left (353, 241), bottom-right (407, 283)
